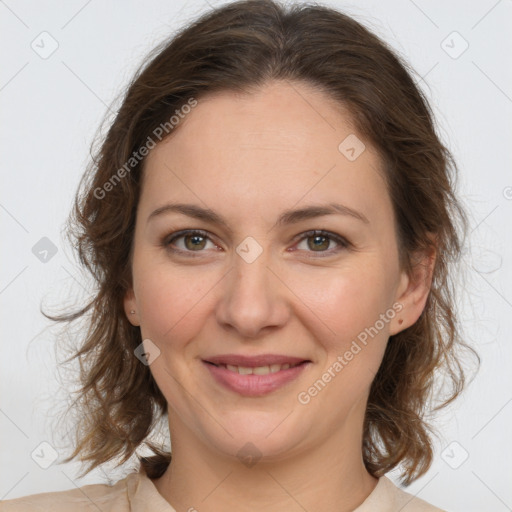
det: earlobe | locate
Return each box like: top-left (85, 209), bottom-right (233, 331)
top-left (124, 288), bottom-right (140, 326)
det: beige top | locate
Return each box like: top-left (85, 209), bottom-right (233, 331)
top-left (1, 467), bottom-right (447, 511)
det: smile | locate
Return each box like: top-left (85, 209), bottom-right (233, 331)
top-left (202, 359), bottom-right (311, 396)
top-left (212, 361), bottom-right (303, 375)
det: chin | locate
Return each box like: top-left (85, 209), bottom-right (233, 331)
top-left (198, 413), bottom-right (311, 464)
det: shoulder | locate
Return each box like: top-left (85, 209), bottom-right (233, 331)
top-left (389, 478), bottom-right (448, 512)
top-left (356, 476), bottom-right (449, 512)
top-left (0, 472), bottom-right (141, 512)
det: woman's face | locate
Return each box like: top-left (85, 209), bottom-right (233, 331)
top-left (125, 80), bottom-right (429, 463)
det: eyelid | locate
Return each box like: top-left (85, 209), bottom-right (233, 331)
top-left (163, 229), bottom-right (350, 256)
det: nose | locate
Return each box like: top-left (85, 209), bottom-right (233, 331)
top-left (215, 243), bottom-right (290, 339)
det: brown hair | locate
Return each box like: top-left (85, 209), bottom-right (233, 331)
top-left (47, 0), bottom-right (478, 485)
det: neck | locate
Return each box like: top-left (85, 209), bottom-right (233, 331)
top-left (151, 407), bottom-right (379, 512)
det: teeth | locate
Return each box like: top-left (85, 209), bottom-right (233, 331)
top-left (221, 362), bottom-right (297, 375)
top-left (252, 366), bottom-right (270, 375)
top-left (238, 366), bottom-right (253, 375)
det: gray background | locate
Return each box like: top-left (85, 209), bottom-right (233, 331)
top-left (1, 0), bottom-right (511, 510)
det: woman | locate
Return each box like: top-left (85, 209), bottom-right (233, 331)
top-left (2, 0), bottom-right (478, 510)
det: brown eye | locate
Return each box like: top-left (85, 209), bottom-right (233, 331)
top-left (307, 234), bottom-right (331, 251)
top-left (164, 229), bottom-right (216, 254)
top-left (183, 233), bottom-right (207, 250)
top-left (295, 230), bottom-right (350, 256)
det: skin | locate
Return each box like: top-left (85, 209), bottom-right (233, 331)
top-left (124, 80), bottom-right (434, 512)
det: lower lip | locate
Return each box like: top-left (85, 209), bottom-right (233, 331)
top-left (203, 361), bottom-right (311, 397)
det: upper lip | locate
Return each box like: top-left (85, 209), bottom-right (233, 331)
top-left (203, 354), bottom-right (310, 367)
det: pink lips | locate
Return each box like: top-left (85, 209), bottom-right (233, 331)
top-left (202, 353), bottom-right (311, 397)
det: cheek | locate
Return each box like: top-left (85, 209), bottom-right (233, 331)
top-left (294, 263), bottom-right (392, 339)
top-left (289, 261), bottom-right (395, 390)
top-left (133, 258), bottom-right (212, 343)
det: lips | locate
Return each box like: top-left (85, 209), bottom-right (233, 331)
top-left (202, 354), bottom-right (312, 396)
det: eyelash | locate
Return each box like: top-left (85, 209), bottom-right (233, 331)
top-left (162, 229), bottom-right (351, 258)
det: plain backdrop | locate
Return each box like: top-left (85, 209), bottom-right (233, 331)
top-left (1, 0), bottom-right (511, 510)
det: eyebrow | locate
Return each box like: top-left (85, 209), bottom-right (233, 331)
top-left (146, 202), bottom-right (370, 230)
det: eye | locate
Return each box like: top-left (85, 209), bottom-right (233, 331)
top-left (163, 229), bottom-right (219, 254)
top-left (293, 230), bottom-right (350, 256)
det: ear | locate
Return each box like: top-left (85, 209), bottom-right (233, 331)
top-left (124, 287), bottom-right (140, 326)
top-left (389, 240), bottom-right (436, 336)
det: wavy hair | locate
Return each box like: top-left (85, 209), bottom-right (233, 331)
top-left (46, 0), bottom-right (479, 485)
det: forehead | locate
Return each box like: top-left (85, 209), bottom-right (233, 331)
top-left (140, 81), bottom-right (391, 226)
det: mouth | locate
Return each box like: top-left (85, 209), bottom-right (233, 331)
top-left (202, 354), bottom-right (312, 396)
top-left (203, 360), bottom-right (306, 375)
